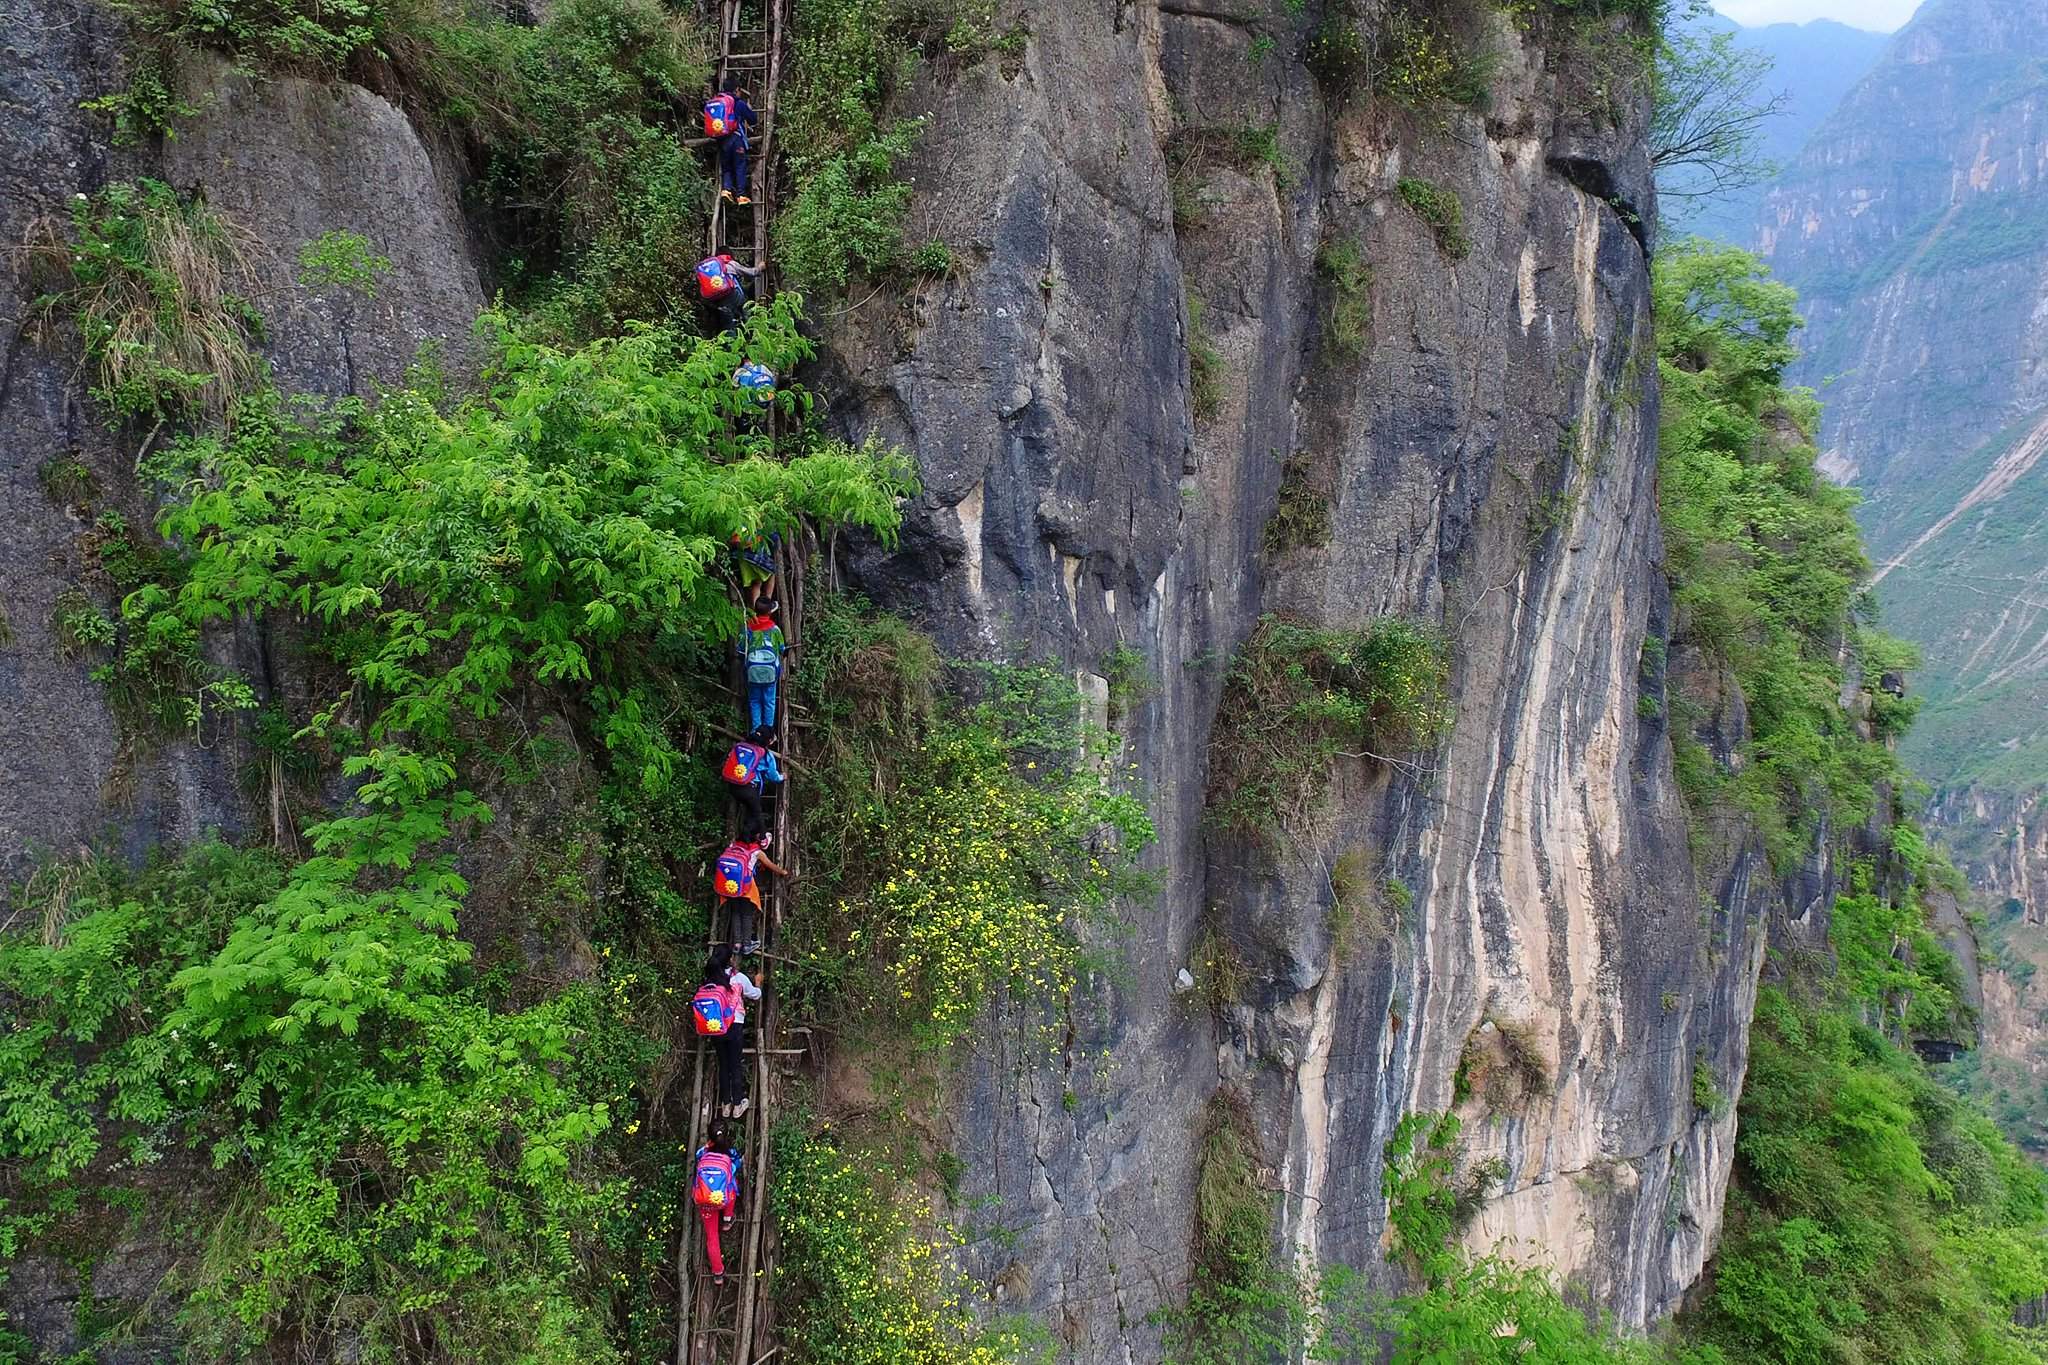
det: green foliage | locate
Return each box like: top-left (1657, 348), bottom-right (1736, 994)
top-left (80, 47), bottom-right (196, 144)
top-left (295, 230), bottom-right (391, 297)
top-left (1306, 3), bottom-right (1494, 110)
top-left (29, 179), bottom-right (263, 424)
top-left (1231, 124), bottom-right (1296, 184)
top-left (50, 587), bottom-right (116, 659)
top-left (1187, 293), bottom-right (1226, 420)
top-left (910, 239), bottom-right (957, 277)
top-left (99, 0), bottom-right (715, 337)
top-left (778, 119), bottom-right (926, 292)
top-left (1207, 615), bottom-right (1452, 843)
top-left (1858, 627), bottom-right (1924, 740)
top-left (1375, 7), bottom-right (1494, 109)
top-left (6, 302), bottom-right (913, 1359)
top-left (1652, 15), bottom-right (1786, 213)
top-left (777, 0), bottom-right (962, 292)
top-left (1316, 236), bottom-right (1373, 362)
top-left (122, 307), bottom-right (901, 1043)
top-left (461, 0), bottom-right (712, 335)
top-left (1156, 1092), bottom-right (1376, 1363)
top-left (1397, 177), bottom-right (1471, 260)
top-left (1686, 987), bottom-right (2048, 1364)
top-left (1305, 14), bottom-right (1370, 97)
top-left (1693, 1055), bottom-right (1729, 1120)
top-left (103, 0), bottom-right (378, 69)
top-left (1655, 239), bottom-right (1905, 870)
top-left (37, 455), bottom-right (99, 510)
top-left (1101, 643), bottom-right (1152, 724)
top-left (1380, 1112), bottom-right (1675, 1363)
top-left (1166, 124), bottom-right (1296, 229)
top-left (1831, 878), bottom-right (1971, 1042)
top-left (772, 1123), bottom-right (1033, 1364)
top-left (789, 599), bottom-right (1155, 1053)
top-left (0, 844), bottom-right (658, 1361)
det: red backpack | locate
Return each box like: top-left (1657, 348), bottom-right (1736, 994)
top-left (697, 256), bottom-right (736, 299)
top-left (703, 93), bottom-right (737, 137)
top-left (693, 1149), bottom-right (738, 1208)
top-left (691, 981), bottom-right (739, 1036)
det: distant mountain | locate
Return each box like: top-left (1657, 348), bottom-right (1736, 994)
top-left (1755, 0), bottom-right (2048, 801)
top-left (1662, 13), bottom-right (1890, 244)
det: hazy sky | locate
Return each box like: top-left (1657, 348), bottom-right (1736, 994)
top-left (1713, 0), bottom-right (1922, 29)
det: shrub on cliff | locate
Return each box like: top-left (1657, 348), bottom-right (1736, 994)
top-left (85, 0), bottom-right (714, 336)
top-left (772, 1123), bottom-right (1042, 1365)
top-left (1207, 615), bottom-right (1452, 844)
top-left (788, 598), bottom-right (1157, 1052)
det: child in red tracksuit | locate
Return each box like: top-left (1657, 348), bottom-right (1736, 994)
top-left (693, 1121), bottom-right (743, 1285)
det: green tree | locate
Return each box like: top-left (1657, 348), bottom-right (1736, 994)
top-left (1653, 9), bottom-right (1789, 213)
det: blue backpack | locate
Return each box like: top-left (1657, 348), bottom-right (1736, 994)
top-left (744, 628), bottom-right (782, 686)
top-left (714, 843), bottom-right (757, 899)
top-left (734, 362), bottom-right (776, 406)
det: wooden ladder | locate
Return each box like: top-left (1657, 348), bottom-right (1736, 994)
top-left (680, 6), bottom-right (796, 1357)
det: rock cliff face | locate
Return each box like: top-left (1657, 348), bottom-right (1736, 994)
top-left (822, 2), bottom-right (1759, 1350)
top-left (1932, 783), bottom-right (2048, 923)
top-left (2, 0), bottom-right (1800, 1355)
top-left (0, 3), bottom-right (484, 876)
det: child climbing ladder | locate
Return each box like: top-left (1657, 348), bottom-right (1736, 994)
top-left (679, 5), bottom-right (794, 1361)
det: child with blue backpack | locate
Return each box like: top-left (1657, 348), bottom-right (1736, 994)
top-left (692, 946), bottom-right (761, 1117)
top-left (692, 1120), bottom-right (744, 1286)
top-left (713, 825), bottom-right (790, 957)
top-left (737, 598), bottom-right (793, 730)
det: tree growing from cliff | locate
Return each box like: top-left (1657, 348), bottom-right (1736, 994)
top-left (1652, 12), bottom-right (1789, 212)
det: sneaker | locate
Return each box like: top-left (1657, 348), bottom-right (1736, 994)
top-left (732, 1097), bottom-right (750, 1117)
top-left (720, 188), bottom-right (735, 202)
top-left (721, 1216), bottom-right (735, 1231)
top-left (712, 1272), bottom-right (725, 1286)
top-left (740, 939), bottom-right (761, 956)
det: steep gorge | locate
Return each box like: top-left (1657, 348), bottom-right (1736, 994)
top-left (0, 0), bottom-right (2019, 1360)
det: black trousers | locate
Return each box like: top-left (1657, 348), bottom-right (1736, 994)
top-left (722, 897), bottom-right (757, 949)
top-left (716, 1024), bottom-right (748, 1106)
top-left (712, 287), bottom-right (746, 333)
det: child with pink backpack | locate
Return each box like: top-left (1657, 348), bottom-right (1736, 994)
top-left (692, 1120), bottom-right (744, 1286)
top-left (691, 945), bottom-right (762, 1117)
